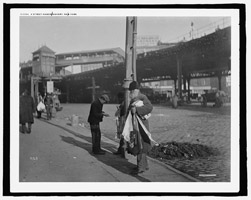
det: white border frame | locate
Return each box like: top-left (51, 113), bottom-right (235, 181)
top-left (10, 7), bottom-right (240, 193)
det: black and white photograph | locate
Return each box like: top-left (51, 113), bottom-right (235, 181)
top-left (3, 2), bottom-right (247, 197)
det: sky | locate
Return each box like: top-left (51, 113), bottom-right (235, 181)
top-left (20, 16), bottom-right (226, 62)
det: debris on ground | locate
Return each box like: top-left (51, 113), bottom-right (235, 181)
top-left (149, 141), bottom-right (219, 160)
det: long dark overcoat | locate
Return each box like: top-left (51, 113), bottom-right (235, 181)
top-left (130, 93), bottom-right (153, 153)
top-left (20, 94), bottom-right (35, 124)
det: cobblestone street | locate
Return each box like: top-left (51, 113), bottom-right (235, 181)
top-left (55, 103), bottom-right (231, 182)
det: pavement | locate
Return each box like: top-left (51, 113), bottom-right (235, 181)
top-left (19, 110), bottom-right (200, 182)
top-left (20, 102), bottom-right (231, 182)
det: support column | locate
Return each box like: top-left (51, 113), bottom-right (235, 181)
top-left (217, 73), bottom-right (222, 91)
top-left (187, 77), bottom-right (191, 101)
top-left (43, 80), bottom-right (46, 96)
top-left (173, 78), bottom-right (177, 95)
top-left (66, 82), bottom-right (70, 103)
top-left (92, 76), bottom-right (96, 102)
top-left (177, 55), bottom-right (182, 98)
top-left (124, 16), bottom-right (137, 113)
top-left (34, 78), bottom-right (39, 97)
top-left (183, 76), bottom-right (187, 93)
top-left (30, 76), bottom-right (34, 99)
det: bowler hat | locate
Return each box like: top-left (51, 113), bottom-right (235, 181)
top-left (100, 94), bottom-right (110, 102)
top-left (129, 81), bottom-right (139, 91)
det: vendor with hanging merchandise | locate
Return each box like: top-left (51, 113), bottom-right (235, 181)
top-left (124, 81), bottom-right (154, 174)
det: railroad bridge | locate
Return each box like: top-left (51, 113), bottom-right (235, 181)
top-left (59, 26), bottom-right (230, 103)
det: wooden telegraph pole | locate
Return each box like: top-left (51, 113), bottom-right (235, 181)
top-left (124, 16), bottom-right (137, 112)
top-left (92, 76), bottom-right (96, 102)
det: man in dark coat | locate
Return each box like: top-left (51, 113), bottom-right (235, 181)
top-left (128, 81), bottom-right (153, 174)
top-left (87, 94), bottom-right (110, 155)
top-left (20, 89), bottom-right (35, 134)
top-left (44, 93), bottom-right (53, 120)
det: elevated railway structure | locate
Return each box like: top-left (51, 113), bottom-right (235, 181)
top-left (55, 47), bottom-right (125, 75)
top-left (61, 26), bottom-right (230, 102)
top-left (19, 21), bottom-right (231, 103)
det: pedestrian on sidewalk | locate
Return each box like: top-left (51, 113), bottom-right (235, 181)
top-left (35, 92), bottom-right (43, 118)
top-left (20, 89), bottom-right (35, 134)
top-left (127, 81), bottom-right (153, 174)
top-left (87, 94), bottom-right (110, 155)
top-left (172, 93), bottom-right (178, 109)
top-left (44, 93), bottom-right (53, 120)
top-left (113, 91), bottom-right (126, 158)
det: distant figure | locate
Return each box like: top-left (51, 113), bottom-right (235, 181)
top-left (87, 94), bottom-right (110, 155)
top-left (44, 93), bottom-right (53, 120)
top-left (20, 89), bottom-right (35, 134)
top-left (53, 93), bottom-right (61, 111)
top-left (201, 94), bottom-right (207, 107)
top-left (113, 91), bottom-right (126, 158)
top-left (172, 93), bottom-right (178, 109)
top-left (214, 91), bottom-right (223, 107)
top-left (36, 92), bottom-right (43, 118)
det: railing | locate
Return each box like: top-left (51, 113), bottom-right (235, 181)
top-left (56, 55), bottom-right (122, 65)
top-left (167, 17), bottom-right (231, 43)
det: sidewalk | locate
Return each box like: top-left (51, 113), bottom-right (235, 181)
top-left (29, 115), bottom-right (200, 182)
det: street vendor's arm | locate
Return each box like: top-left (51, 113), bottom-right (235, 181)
top-left (135, 94), bottom-right (153, 116)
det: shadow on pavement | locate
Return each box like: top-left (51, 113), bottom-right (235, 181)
top-left (44, 120), bottom-right (150, 182)
top-left (60, 135), bottom-right (150, 182)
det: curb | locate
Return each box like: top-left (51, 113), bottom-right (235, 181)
top-left (41, 118), bottom-right (201, 182)
top-left (147, 156), bottom-right (201, 182)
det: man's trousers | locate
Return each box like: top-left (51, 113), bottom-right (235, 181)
top-left (90, 124), bottom-right (101, 153)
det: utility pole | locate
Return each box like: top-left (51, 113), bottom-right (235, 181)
top-left (124, 16), bottom-right (137, 112)
top-left (132, 17), bottom-right (137, 81)
top-left (92, 76), bottom-right (96, 101)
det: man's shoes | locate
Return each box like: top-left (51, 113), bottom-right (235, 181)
top-left (99, 149), bottom-right (106, 153)
top-left (21, 125), bottom-right (26, 134)
top-left (130, 167), bottom-right (149, 175)
top-left (27, 128), bottom-right (31, 134)
top-left (130, 169), bottom-right (146, 175)
top-left (113, 151), bottom-right (121, 155)
top-left (93, 151), bottom-right (105, 155)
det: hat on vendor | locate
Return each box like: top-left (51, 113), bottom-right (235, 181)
top-left (129, 81), bottom-right (140, 91)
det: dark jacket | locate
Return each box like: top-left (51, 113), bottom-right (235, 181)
top-left (20, 94), bottom-right (35, 124)
top-left (87, 98), bottom-right (104, 124)
top-left (45, 94), bottom-right (53, 107)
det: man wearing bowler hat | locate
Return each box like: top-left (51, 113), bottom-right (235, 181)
top-left (128, 81), bottom-right (153, 174)
top-left (88, 94), bottom-right (110, 155)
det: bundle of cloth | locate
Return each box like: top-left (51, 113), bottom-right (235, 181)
top-left (122, 100), bottom-right (158, 156)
